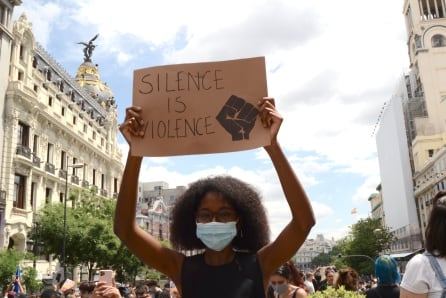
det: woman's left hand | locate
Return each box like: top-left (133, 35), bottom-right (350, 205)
top-left (258, 97), bottom-right (283, 146)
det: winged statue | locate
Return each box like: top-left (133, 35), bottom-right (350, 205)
top-left (78, 34), bottom-right (99, 62)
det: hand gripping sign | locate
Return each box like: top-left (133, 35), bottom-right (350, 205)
top-left (131, 56), bottom-right (270, 157)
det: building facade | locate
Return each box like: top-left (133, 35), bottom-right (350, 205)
top-left (294, 234), bottom-right (336, 270)
top-left (376, 0), bottom-right (446, 253)
top-left (0, 14), bottom-right (123, 274)
top-left (136, 181), bottom-right (186, 241)
top-left (0, 0), bottom-right (22, 248)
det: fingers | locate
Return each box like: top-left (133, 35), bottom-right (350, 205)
top-left (119, 106), bottom-right (145, 139)
top-left (257, 97), bottom-right (282, 128)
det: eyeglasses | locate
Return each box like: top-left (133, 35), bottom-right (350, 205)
top-left (196, 210), bottom-right (237, 223)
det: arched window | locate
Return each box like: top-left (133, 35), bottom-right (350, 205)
top-left (432, 34), bottom-right (446, 47)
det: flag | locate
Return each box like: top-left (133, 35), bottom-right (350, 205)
top-left (350, 208), bottom-right (357, 214)
top-left (13, 265), bottom-right (21, 293)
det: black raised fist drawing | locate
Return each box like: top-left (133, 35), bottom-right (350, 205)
top-left (216, 95), bottom-right (259, 141)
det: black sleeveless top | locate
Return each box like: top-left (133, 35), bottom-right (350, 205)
top-left (181, 252), bottom-right (266, 298)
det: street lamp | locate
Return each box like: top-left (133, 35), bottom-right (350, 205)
top-left (62, 162), bottom-right (84, 280)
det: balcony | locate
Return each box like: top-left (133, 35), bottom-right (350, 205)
top-left (32, 155), bottom-right (41, 167)
top-left (71, 176), bottom-right (80, 185)
top-left (45, 163), bottom-right (55, 174)
top-left (16, 145), bottom-right (31, 159)
top-left (59, 169), bottom-right (67, 179)
top-left (100, 189), bottom-right (108, 197)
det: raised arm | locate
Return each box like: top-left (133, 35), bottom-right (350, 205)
top-left (114, 107), bottom-right (183, 286)
top-left (257, 98), bottom-right (316, 281)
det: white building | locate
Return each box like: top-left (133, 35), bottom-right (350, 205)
top-left (294, 234), bottom-right (336, 270)
top-left (0, 14), bottom-right (123, 275)
top-left (375, 88), bottom-right (422, 253)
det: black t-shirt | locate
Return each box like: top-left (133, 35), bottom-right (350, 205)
top-left (181, 252), bottom-right (265, 298)
top-left (365, 285), bottom-right (400, 298)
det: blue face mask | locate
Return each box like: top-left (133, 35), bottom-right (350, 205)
top-left (271, 283), bottom-right (288, 295)
top-left (196, 221), bottom-right (237, 251)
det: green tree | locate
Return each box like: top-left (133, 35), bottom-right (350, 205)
top-left (0, 249), bottom-right (23, 293)
top-left (339, 218), bottom-right (395, 275)
top-left (37, 187), bottom-right (120, 280)
top-left (21, 266), bottom-right (43, 294)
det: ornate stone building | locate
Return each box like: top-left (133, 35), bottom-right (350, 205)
top-left (0, 14), bottom-right (123, 275)
top-left (136, 181), bottom-right (186, 241)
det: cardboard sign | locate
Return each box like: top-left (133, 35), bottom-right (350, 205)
top-left (131, 57), bottom-right (270, 156)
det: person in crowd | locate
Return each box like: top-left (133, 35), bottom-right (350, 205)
top-left (134, 285), bottom-right (151, 298)
top-left (365, 255), bottom-right (400, 298)
top-left (79, 282), bottom-right (95, 298)
top-left (169, 287), bottom-right (180, 298)
top-left (40, 289), bottom-right (62, 298)
top-left (400, 191), bottom-right (446, 298)
top-left (315, 268), bottom-right (335, 291)
top-left (267, 263), bottom-right (307, 298)
top-left (335, 267), bottom-right (359, 292)
top-left (312, 271), bottom-right (324, 292)
top-left (303, 272), bottom-right (315, 294)
top-left (114, 98), bottom-right (315, 298)
top-left (92, 282), bottom-right (121, 298)
top-left (145, 281), bottom-right (161, 298)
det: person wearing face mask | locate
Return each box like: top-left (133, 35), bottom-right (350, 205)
top-left (115, 97), bottom-right (315, 298)
top-left (267, 263), bottom-right (307, 298)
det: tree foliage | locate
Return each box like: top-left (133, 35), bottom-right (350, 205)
top-left (0, 249), bottom-right (23, 293)
top-left (21, 266), bottom-right (43, 294)
top-left (309, 286), bottom-right (365, 298)
top-left (36, 186), bottom-right (162, 282)
top-left (37, 187), bottom-right (122, 280)
top-left (337, 218), bottom-right (395, 275)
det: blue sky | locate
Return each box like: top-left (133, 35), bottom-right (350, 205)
top-left (14, 0), bottom-right (410, 241)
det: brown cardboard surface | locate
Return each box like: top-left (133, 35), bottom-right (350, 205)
top-left (131, 56), bottom-right (269, 156)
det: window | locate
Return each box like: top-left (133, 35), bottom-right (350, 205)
top-left (45, 188), bottom-right (52, 204)
top-left (428, 149), bottom-right (434, 158)
top-left (32, 135), bottom-right (39, 155)
top-left (30, 182), bottom-right (36, 208)
top-left (19, 44), bottom-right (24, 60)
top-left (93, 169), bottom-right (96, 185)
top-left (48, 96), bottom-right (53, 106)
top-left (61, 151), bottom-right (66, 169)
top-left (101, 173), bottom-right (105, 189)
top-left (73, 116), bottom-right (77, 125)
top-left (61, 107), bottom-right (65, 116)
top-left (18, 122), bottom-right (30, 147)
top-left (47, 143), bottom-right (54, 163)
top-left (92, 131), bottom-right (96, 140)
top-left (13, 174), bottom-right (26, 209)
top-left (432, 34), bottom-right (446, 47)
top-left (18, 71), bottom-right (23, 81)
top-left (83, 124), bottom-right (87, 133)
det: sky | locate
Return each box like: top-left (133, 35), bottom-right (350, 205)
top-left (13, 0), bottom-right (410, 241)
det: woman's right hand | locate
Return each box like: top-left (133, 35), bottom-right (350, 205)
top-left (119, 106), bottom-right (145, 144)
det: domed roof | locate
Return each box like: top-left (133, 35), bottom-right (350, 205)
top-left (75, 61), bottom-right (115, 109)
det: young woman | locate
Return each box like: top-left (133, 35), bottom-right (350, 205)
top-left (115, 97), bottom-right (315, 298)
top-left (267, 263), bottom-right (308, 298)
top-left (400, 191), bottom-right (446, 298)
top-left (365, 255), bottom-right (400, 298)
